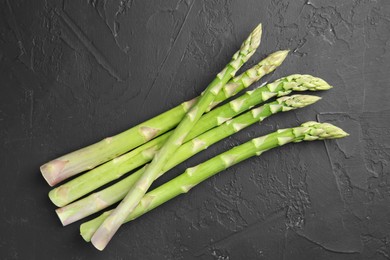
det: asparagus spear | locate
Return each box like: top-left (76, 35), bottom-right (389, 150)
top-left (56, 95), bottom-right (321, 225)
top-left (91, 24), bottom-right (263, 251)
top-left (50, 74), bottom-right (331, 207)
top-left (80, 121), bottom-right (349, 242)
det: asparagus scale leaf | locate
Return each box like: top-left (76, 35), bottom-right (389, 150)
top-left (49, 74), bottom-right (331, 207)
top-left (80, 121), bottom-right (348, 242)
top-left (90, 24), bottom-right (263, 251)
top-left (56, 94), bottom-right (321, 225)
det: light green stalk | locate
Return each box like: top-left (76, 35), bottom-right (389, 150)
top-left (90, 24), bottom-right (263, 251)
top-left (40, 37), bottom-right (291, 187)
top-left (80, 121), bottom-right (349, 242)
top-left (205, 49), bottom-right (289, 111)
top-left (56, 95), bottom-right (321, 225)
top-left (49, 74), bottom-right (330, 207)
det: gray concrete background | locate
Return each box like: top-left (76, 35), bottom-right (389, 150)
top-left (1, 0), bottom-right (389, 259)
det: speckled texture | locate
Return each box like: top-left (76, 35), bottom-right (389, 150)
top-left (0, 0), bottom-right (389, 259)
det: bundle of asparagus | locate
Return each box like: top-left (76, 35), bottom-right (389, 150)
top-left (40, 23), bottom-right (348, 250)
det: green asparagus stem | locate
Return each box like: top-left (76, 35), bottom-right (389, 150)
top-left (90, 24), bottom-right (263, 251)
top-left (49, 74), bottom-right (330, 207)
top-left (56, 95), bottom-right (321, 225)
top-left (80, 121), bottom-right (349, 242)
top-left (40, 33), bottom-right (292, 187)
top-left (205, 49), bottom-right (289, 111)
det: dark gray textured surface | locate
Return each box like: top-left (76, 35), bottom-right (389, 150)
top-left (1, 0), bottom-right (390, 259)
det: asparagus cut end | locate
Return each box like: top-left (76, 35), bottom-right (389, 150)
top-left (55, 208), bottom-right (69, 226)
top-left (80, 211), bottom-right (111, 242)
top-left (49, 187), bottom-right (69, 207)
top-left (91, 227), bottom-right (113, 251)
top-left (40, 159), bottom-right (68, 187)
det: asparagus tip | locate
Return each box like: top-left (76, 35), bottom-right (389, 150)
top-left (304, 75), bottom-right (333, 91)
top-left (277, 94), bottom-right (321, 109)
top-left (249, 23), bottom-right (262, 51)
top-left (301, 121), bottom-right (349, 139)
top-left (272, 49), bottom-right (290, 64)
top-left (279, 74), bottom-right (333, 92)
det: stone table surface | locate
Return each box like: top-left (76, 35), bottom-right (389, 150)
top-left (1, 0), bottom-right (389, 259)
